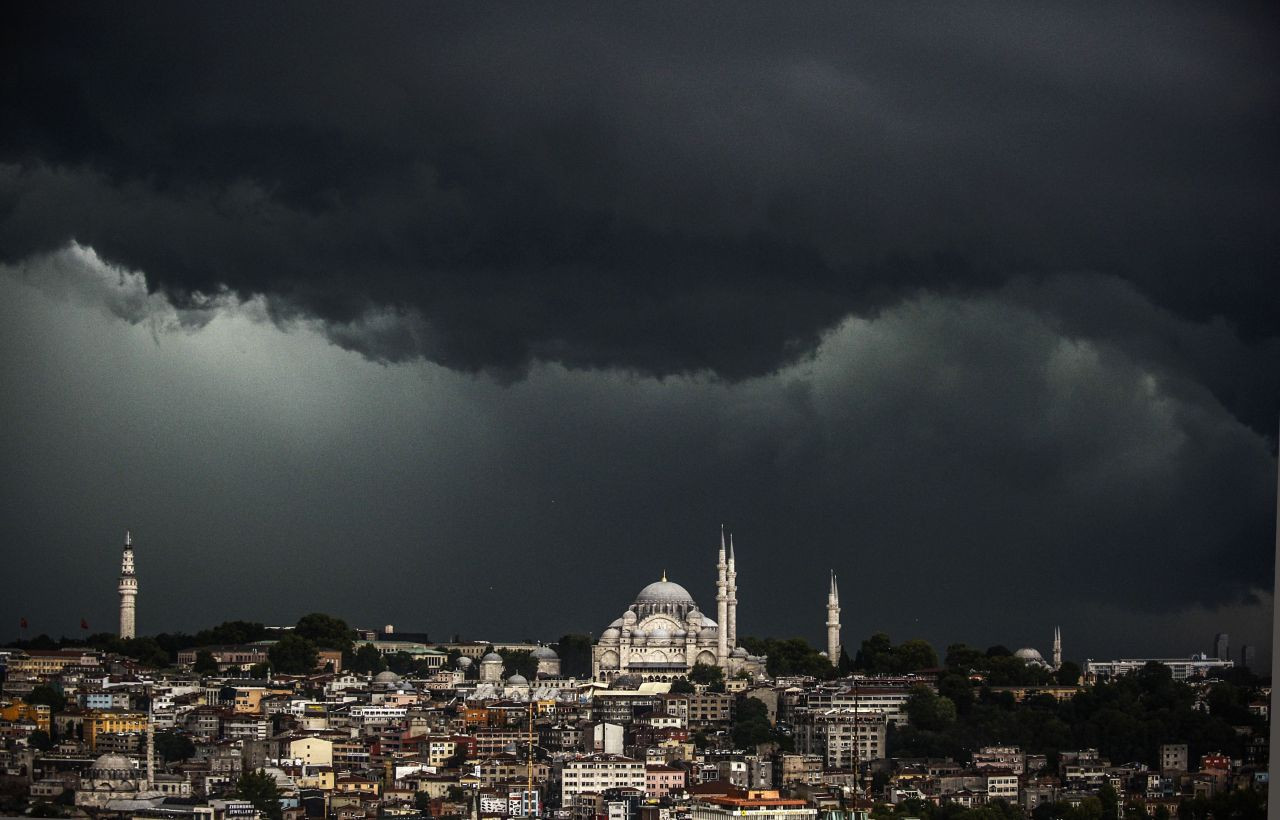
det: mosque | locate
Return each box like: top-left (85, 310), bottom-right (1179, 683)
top-left (591, 529), bottom-right (774, 683)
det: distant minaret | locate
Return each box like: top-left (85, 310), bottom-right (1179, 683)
top-left (145, 696), bottom-right (155, 787)
top-left (118, 530), bottom-right (138, 639)
top-left (1053, 626), bottom-right (1062, 670)
top-left (726, 533), bottom-right (738, 651)
top-left (716, 526), bottom-right (729, 667)
top-left (826, 571), bottom-right (841, 663)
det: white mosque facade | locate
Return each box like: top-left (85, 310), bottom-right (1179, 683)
top-left (591, 530), bottom-right (769, 683)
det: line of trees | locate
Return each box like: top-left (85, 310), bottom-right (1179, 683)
top-left (892, 659), bottom-right (1264, 770)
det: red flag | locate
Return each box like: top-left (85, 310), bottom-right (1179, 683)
top-left (81, 618), bottom-right (90, 631)
top-left (19, 617), bottom-right (27, 629)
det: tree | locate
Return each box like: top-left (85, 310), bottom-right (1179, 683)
top-left (28, 730), bottom-right (53, 751)
top-left (268, 633), bottom-right (318, 674)
top-left (294, 613), bottom-right (355, 655)
top-left (1056, 661), bottom-right (1082, 686)
top-left (120, 636), bottom-right (172, 668)
top-left (387, 652), bottom-right (424, 676)
top-left (553, 634), bottom-right (593, 678)
top-left (26, 685), bottom-right (66, 713)
top-left (905, 684), bottom-right (956, 731)
top-left (854, 633), bottom-right (894, 673)
top-left (740, 636), bottom-right (834, 678)
top-left (945, 643), bottom-right (986, 672)
top-left (193, 650), bottom-right (220, 676)
top-left (1099, 784), bottom-right (1119, 820)
top-left (195, 620), bottom-right (269, 646)
top-left (670, 677), bottom-right (696, 694)
top-left (249, 662), bottom-right (271, 678)
top-left (732, 697), bottom-right (774, 749)
top-left (352, 643), bottom-right (387, 675)
top-left (689, 662), bottom-right (725, 690)
top-left (503, 650), bottom-right (538, 680)
top-left (937, 672), bottom-right (975, 715)
top-left (892, 639), bottom-right (939, 673)
top-left (234, 769), bottom-right (284, 820)
top-left (154, 730), bottom-right (196, 762)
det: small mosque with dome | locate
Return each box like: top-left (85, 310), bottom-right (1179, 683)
top-left (592, 529), bottom-right (768, 682)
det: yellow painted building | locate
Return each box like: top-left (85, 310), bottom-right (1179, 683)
top-left (335, 777), bottom-right (380, 796)
top-left (0, 700), bottom-right (51, 732)
top-left (84, 710), bottom-right (147, 750)
top-left (233, 688), bottom-right (266, 714)
top-left (7, 651), bottom-right (100, 677)
top-left (296, 768), bottom-right (336, 791)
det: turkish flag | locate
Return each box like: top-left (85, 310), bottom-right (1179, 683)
top-left (81, 618), bottom-right (90, 630)
top-left (20, 617), bottom-right (27, 629)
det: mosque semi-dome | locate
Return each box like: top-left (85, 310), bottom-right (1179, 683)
top-left (373, 670), bottom-right (401, 683)
top-left (481, 651), bottom-right (503, 663)
top-left (531, 646), bottom-right (559, 659)
top-left (507, 673), bottom-right (529, 685)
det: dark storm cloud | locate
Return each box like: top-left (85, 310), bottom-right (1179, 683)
top-left (0, 4), bottom-right (1275, 655)
top-left (3, 4), bottom-right (1277, 429)
top-left (0, 256), bottom-right (1271, 657)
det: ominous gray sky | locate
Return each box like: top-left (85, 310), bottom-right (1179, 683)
top-left (1, 3), bottom-right (1275, 665)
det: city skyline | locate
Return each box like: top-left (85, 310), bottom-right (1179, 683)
top-left (1, 5), bottom-right (1277, 668)
top-left (5, 523), bottom-right (1268, 672)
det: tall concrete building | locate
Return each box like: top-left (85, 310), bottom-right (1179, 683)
top-left (826, 571), bottom-right (841, 663)
top-left (118, 531), bottom-right (137, 639)
top-left (1213, 632), bottom-right (1229, 661)
top-left (1241, 645), bottom-right (1255, 670)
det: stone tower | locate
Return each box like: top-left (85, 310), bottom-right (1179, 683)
top-left (118, 530), bottom-right (137, 639)
top-left (1053, 626), bottom-right (1062, 670)
top-left (726, 533), bottom-right (738, 651)
top-left (826, 571), bottom-right (841, 663)
top-left (716, 526), bottom-right (729, 667)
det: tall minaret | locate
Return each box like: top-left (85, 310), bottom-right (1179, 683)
top-left (118, 530), bottom-right (138, 639)
top-left (726, 533), bottom-right (738, 651)
top-left (1053, 626), bottom-right (1062, 670)
top-left (826, 571), bottom-right (841, 664)
top-left (716, 526), bottom-right (728, 666)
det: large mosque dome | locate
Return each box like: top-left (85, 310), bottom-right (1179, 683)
top-left (634, 579), bottom-right (696, 607)
top-left (90, 753), bottom-right (135, 774)
top-left (1014, 647), bottom-right (1050, 668)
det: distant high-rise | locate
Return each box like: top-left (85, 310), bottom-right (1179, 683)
top-left (1213, 632), bottom-right (1229, 661)
top-left (118, 530), bottom-right (138, 639)
top-left (1241, 645), bottom-right (1255, 670)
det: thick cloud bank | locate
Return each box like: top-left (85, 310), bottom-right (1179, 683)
top-left (3, 4), bottom-right (1277, 434)
top-left (0, 248), bottom-right (1271, 658)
